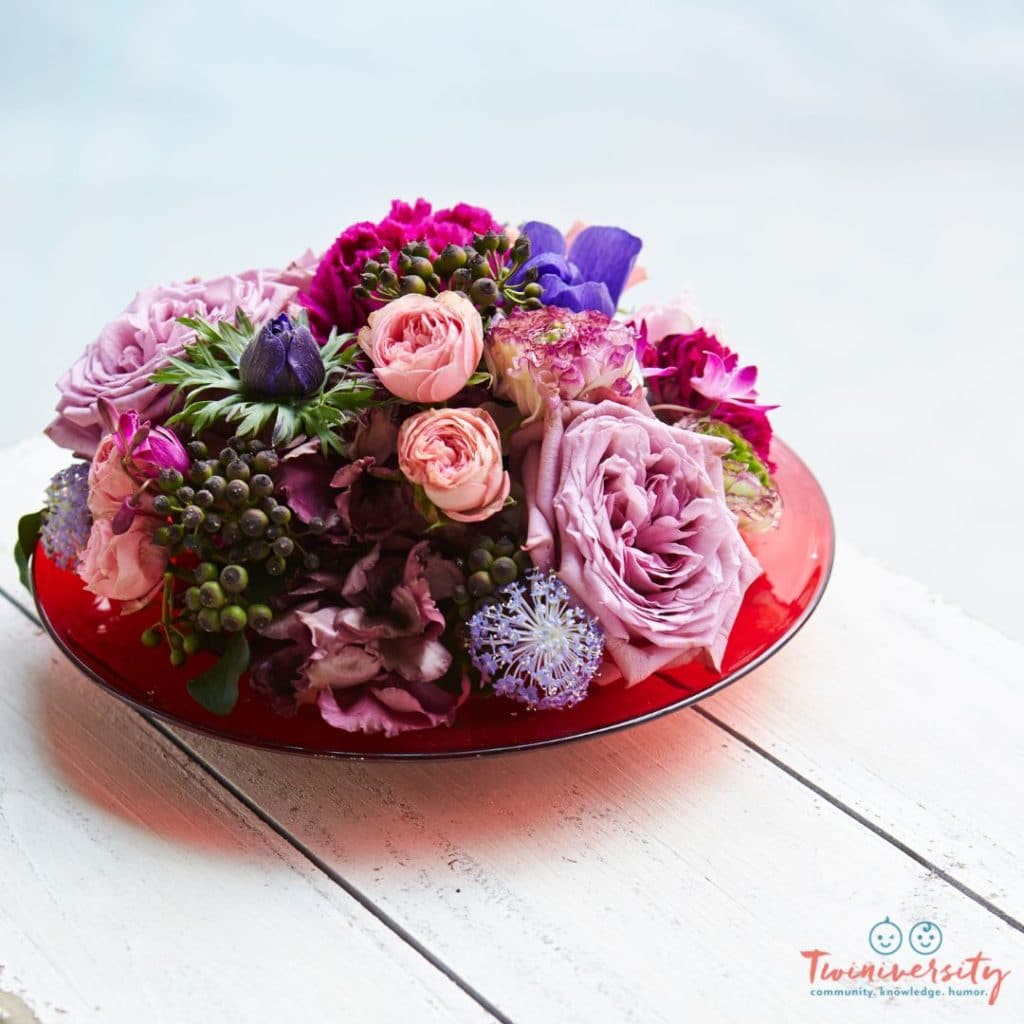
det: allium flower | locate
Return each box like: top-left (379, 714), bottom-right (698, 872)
top-left (239, 313), bottom-right (325, 398)
top-left (467, 571), bottom-right (604, 710)
top-left (485, 306), bottom-right (646, 422)
top-left (300, 198), bottom-right (501, 339)
top-left (640, 326), bottom-right (777, 468)
top-left (41, 463), bottom-right (91, 569)
top-left (510, 221), bottom-right (642, 318)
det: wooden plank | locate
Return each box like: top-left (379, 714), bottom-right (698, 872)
top-left (699, 543), bottom-right (1024, 919)
top-left (0, 600), bottom-right (493, 1024)
top-left (179, 697), bottom-right (1024, 1022)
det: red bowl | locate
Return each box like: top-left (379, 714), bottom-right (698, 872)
top-left (33, 438), bottom-right (833, 759)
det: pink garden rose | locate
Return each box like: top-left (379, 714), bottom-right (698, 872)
top-left (398, 407), bottom-right (510, 523)
top-left (512, 400), bottom-right (761, 683)
top-left (88, 432), bottom-right (138, 520)
top-left (358, 292), bottom-right (483, 403)
top-left (46, 257), bottom-right (315, 457)
top-left (78, 517), bottom-right (168, 604)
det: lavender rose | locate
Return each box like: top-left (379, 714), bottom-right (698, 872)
top-left (512, 400), bottom-right (761, 684)
top-left (46, 255), bottom-right (315, 457)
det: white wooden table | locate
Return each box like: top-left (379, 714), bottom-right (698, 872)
top-left (1, 438), bottom-right (1022, 1023)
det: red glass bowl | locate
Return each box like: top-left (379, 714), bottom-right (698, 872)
top-left (33, 438), bottom-right (833, 759)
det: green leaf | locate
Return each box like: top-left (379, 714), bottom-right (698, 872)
top-left (186, 632), bottom-right (249, 716)
top-left (466, 369), bottom-right (493, 388)
top-left (14, 510), bottom-right (43, 592)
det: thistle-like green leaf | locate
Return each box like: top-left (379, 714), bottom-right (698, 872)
top-left (150, 310), bottom-right (384, 453)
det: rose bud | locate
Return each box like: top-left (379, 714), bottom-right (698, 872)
top-left (239, 313), bottom-right (326, 398)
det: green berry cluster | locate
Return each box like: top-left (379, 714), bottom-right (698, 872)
top-left (140, 437), bottom-right (324, 665)
top-left (452, 535), bottom-right (532, 617)
top-left (352, 232), bottom-right (545, 318)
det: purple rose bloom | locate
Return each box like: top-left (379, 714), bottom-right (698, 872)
top-left (251, 542), bottom-right (466, 737)
top-left (46, 257), bottom-right (315, 458)
top-left (511, 221), bottom-right (642, 317)
top-left (512, 400), bottom-right (761, 684)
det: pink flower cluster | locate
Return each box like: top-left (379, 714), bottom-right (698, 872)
top-left (79, 410), bottom-right (189, 606)
top-left (35, 199), bottom-right (783, 740)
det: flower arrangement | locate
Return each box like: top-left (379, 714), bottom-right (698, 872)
top-left (18, 200), bottom-right (782, 738)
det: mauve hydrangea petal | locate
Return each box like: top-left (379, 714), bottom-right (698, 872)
top-left (567, 226), bottom-right (642, 310)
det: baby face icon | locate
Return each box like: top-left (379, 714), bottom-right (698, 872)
top-left (908, 920), bottom-right (943, 955)
top-left (868, 917), bottom-right (903, 955)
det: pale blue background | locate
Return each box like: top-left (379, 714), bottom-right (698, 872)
top-left (3, 0), bottom-right (1023, 638)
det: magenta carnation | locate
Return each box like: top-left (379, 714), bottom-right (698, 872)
top-left (641, 328), bottom-right (776, 467)
top-left (485, 306), bottom-right (646, 421)
top-left (299, 198), bottom-right (500, 339)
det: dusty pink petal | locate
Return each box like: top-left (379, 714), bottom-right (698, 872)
top-left (317, 675), bottom-right (468, 738)
top-left (513, 399), bottom-right (761, 683)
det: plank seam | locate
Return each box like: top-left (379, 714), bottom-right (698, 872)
top-left (690, 703), bottom-right (1024, 936)
top-left (0, 583), bottom-right (516, 1024)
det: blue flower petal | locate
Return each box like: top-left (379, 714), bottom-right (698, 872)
top-left (540, 277), bottom-right (616, 318)
top-left (566, 226), bottom-right (642, 309)
top-left (519, 221), bottom-right (566, 259)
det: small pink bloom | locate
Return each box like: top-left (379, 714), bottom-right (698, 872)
top-left (398, 408), bottom-right (510, 523)
top-left (78, 517), bottom-right (168, 604)
top-left (112, 411), bottom-right (189, 477)
top-left (630, 298), bottom-right (700, 344)
top-left (689, 351), bottom-right (762, 404)
top-left (88, 434), bottom-right (138, 520)
top-left (358, 292), bottom-right (483, 403)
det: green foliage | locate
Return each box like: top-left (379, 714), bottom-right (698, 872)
top-left (14, 510), bottom-right (43, 592)
top-left (151, 309), bottom-right (382, 455)
top-left (695, 419), bottom-right (773, 488)
top-left (186, 631), bottom-right (250, 715)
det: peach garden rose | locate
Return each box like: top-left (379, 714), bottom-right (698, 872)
top-left (358, 291), bottom-right (483, 403)
top-left (397, 407), bottom-right (510, 523)
top-left (78, 517), bottom-right (168, 604)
